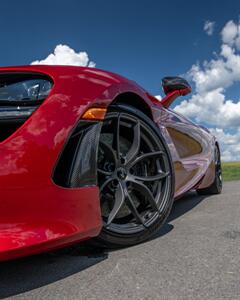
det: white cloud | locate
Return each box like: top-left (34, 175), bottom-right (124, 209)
top-left (175, 19), bottom-right (240, 161)
top-left (31, 44), bottom-right (96, 67)
top-left (204, 20), bottom-right (215, 36)
top-left (209, 128), bottom-right (240, 161)
top-left (221, 20), bottom-right (238, 46)
top-left (175, 87), bottom-right (240, 129)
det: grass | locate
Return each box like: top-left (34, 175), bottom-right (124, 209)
top-left (222, 161), bottom-right (240, 182)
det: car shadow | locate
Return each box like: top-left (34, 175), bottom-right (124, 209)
top-left (0, 191), bottom-right (206, 299)
top-left (149, 191), bottom-right (206, 240)
top-left (168, 191), bottom-right (206, 222)
top-left (0, 246), bottom-right (108, 299)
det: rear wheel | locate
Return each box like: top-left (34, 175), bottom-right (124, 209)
top-left (197, 145), bottom-right (222, 195)
top-left (95, 105), bottom-right (175, 248)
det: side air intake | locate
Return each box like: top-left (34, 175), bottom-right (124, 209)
top-left (53, 121), bottom-right (102, 188)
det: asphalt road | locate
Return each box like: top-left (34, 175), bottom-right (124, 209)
top-left (1, 181), bottom-right (240, 300)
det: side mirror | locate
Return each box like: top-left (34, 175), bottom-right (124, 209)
top-left (162, 76), bottom-right (191, 95)
top-left (161, 76), bottom-right (191, 108)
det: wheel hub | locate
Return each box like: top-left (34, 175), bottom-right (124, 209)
top-left (116, 167), bottom-right (127, 180)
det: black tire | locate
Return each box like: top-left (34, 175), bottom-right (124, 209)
top-left (95, 104), bottom-right (175, 248)
top-left (197, 145), bottom-right (222, 195)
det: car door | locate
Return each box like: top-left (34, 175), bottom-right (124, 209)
top-left (158, 107), bottom-right (211, 197)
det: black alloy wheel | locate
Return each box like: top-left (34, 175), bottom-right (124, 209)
top-left (215, 146), bottom-right (223, 192)
top-left (95, 105), bottom-right (175, 248)
top-left (197, 145), bottom-right (222, 195)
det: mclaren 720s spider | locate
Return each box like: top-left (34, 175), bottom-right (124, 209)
top-left (0, 65), bottom-right (222, 261)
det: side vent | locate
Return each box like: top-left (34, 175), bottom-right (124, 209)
top-left (53, 121), bottom-right (102, 188)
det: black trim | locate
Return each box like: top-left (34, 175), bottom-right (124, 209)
top-left (0, 106), bottom-right (36, 120)
top-left (162, 76), bottom-right (191, 94)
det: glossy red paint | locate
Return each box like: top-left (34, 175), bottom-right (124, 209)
top-left (160, 88), bottom-right (192, 108)
top-left (0, 65), bottom-right (217, 261)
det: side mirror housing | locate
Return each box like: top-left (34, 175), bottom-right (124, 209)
top-left (162, 76), bottom-right (191, 95)
top-left (161, 76), bottom-right (191, 108)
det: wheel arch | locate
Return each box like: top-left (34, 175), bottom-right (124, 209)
top-left (110, 92), bottom-right (153, 120)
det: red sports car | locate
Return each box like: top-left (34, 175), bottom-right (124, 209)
top-left (0, 65), bottom-right (222, 261)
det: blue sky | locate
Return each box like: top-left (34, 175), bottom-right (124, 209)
top-left (1, 0), bottom-right (240, 160)
top-left (0, 0), bottom-right (239, 95)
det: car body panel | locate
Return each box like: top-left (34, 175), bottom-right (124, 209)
top-left (156, 107), bottom-right (215, 197)
top-left (0, 65), bottom-right (217, 261)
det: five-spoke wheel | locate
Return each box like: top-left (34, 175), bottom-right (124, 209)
top-left (96, 105), bottom-right (174, 247)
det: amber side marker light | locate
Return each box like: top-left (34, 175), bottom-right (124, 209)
top-left (81, 107), bottom-right (107, 120)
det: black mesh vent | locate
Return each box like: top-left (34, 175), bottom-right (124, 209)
top-left (53, 121), bottom-right (102, 188)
